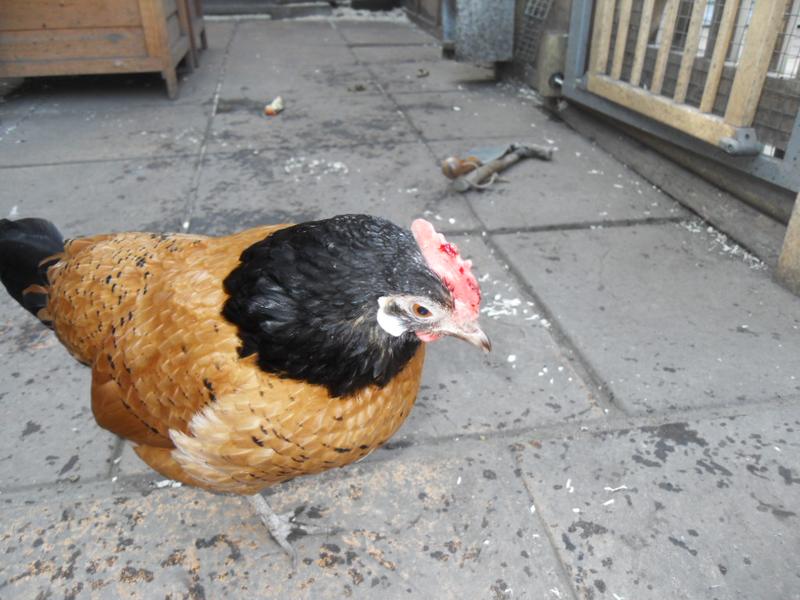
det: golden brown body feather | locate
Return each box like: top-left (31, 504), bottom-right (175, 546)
top-left (44, 226), bottom-right (424, 495)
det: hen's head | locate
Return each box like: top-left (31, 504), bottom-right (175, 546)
top-left (223, 214), bottom-right (489, 397)
top-left (375, 218), bottom-right (489, 352)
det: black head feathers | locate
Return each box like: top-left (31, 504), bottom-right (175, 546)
top-left (222, 215), bottom-right (450, 397)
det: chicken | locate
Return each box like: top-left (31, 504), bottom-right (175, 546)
top-left (0, 214), bottom-right (489, 563)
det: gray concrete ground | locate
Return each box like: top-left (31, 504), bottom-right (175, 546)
top-left (1, 15), bottom-right (799, 600)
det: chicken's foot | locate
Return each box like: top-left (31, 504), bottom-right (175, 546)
top-left (247, 493), bottom-right (330, 568)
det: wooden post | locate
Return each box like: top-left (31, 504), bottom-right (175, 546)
top-left (778, 192), bottom-right (800, 295)
top-left (630, 0), bottom-right (655, 86)
top-left (610, 0), bottom-right (633, 80)
top-left (589, 0), bottom-right (617, 75)
top-left (138, 0), bottom-right (178, 99)
top-left (700, 0), bottom-right (740, 113)
top-left (176, 0), bottom-right (197, 68)
top-left (724, 0), bottom-right (791, 127)
top-left (673, 0), bottom-right (707, 103)
top-left (650, 0), bottom-right (680, 94)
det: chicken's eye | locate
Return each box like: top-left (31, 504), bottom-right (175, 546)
top-left (413, 303), bottom-right (432, 318)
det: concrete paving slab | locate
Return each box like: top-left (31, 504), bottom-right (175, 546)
top-left (208, 91), bottom-right (419, 154)
top-left (233, 18), bottom-right (344, 47)
top-left (0, 104), bottom-right (208, 167)
top-left (2, 439), bottom-right (571, 599)
top-left (402, 234), bottom-right (603, 439)
top-left (393, 88), bottom-right (564, 142)
top-left (350, 43), bottom-right (443, 64)
top-left (428, 135), bottom-right (688, 229)
top-left (0, 157), bottom-right (194, 234)
top-left (221, 61), bottom-right (376, 101)
top-left (226, 20), bottom-right (354, 74)
top-left (369, 60), bottom-right (497, 94)
top-left (0, 312), bottom-right (116, 490)
top-left (514, 404), bottom-right (800, 599)
top-left (192, 142), bottom-right (479, 234)
top-left (336, 20), bottom-right (437, 45)
top-left (494, 224), bottom-right (800, 414)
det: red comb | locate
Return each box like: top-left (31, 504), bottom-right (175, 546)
top-left (411, 219), bottom-right (481, 322)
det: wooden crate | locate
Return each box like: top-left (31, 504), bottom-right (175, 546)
top-left (0, 0), bottom-right (199, 98)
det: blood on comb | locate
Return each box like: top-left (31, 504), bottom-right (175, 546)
top-left (411, 219), bottom-right (482, 322)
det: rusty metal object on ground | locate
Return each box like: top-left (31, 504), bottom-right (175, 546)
top-left (442, 143), bottom-right (554, 192)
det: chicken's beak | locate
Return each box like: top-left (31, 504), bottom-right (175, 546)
top-left (449, 323), bottom-right (492, 352)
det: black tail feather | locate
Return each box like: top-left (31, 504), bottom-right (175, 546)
top-left (0, 218), bottom-right (64, 318)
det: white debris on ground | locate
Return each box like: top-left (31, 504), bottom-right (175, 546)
top-left (604, 484), bottom-right (628, 493)
top-left (497, 80), bottom-right (545, 107)
top-left (283, 156), bottom-right (349, 182)
top-left (680, 219), bottom-right (766, 270)
top-left (482, 295), bottom-right (523, 318)
top-left (153, 479), bottom-right (183, 489)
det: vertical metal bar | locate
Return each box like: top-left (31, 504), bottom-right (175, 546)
top-left (674, 0), bottom-right (708, 102)
top-left (610, 0), bottom-right (634, 79)
top-left (700, 0), bottom-right (741, 113)
top-left (725, 0), bottom-right (791, 127)
top-left (564, 0), bottom-right (596, 90)
top-left (651, 0), bottom-right (681, 94)
top-left (630, 0), bottom-right (656, 86)
top-left (589, 0), bottom-right (617, 74)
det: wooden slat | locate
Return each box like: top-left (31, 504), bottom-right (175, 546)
top-left (700, 0), bottom-right (741, 112)
top-left (138, 0), bottom-right (170, 66)
top-left (166, 12), bottom-right (182, 47)
top-left (651, 0), bottom-right (680, 94)
top-left (725, 0), bottom-right (792, 127)
top-left (0, 0), bottom-right (141, 31)
top-left (610, 0), bottom-right (634, 79)
top-left (630, 0), bottom-right (655, 86)
top-left (0, 28), bottom-right (147, 61)
top-left (0, 56), bottom-right (162, 78)
top-left (589, 0), bottom-right (617, 74)
top-left (169, 35), bottom-right (191, 66)
top-left (673, 0), bottom-right (708, 103)
top-left (175, 0), bottom-right (196, 67)
top-left (586, 72), bottom-right (739, 147)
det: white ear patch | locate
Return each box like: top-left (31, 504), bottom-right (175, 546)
top-left (377, 296), bottom-right (408, 337)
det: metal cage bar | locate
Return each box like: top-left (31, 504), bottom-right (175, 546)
top-left (674, 0), bottom-right (708, 103)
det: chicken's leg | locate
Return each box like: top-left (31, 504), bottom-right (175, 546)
top-left (247, 493), bottom-right (330, 568)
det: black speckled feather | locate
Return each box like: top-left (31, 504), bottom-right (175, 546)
top-left (222, 214), bottom-right (450, 397)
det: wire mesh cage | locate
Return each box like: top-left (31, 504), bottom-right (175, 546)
top-left (514, 0), bottom-right (555, 64)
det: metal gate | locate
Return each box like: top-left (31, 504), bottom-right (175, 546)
top-left (563, 0), bottom-right (800, 192)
